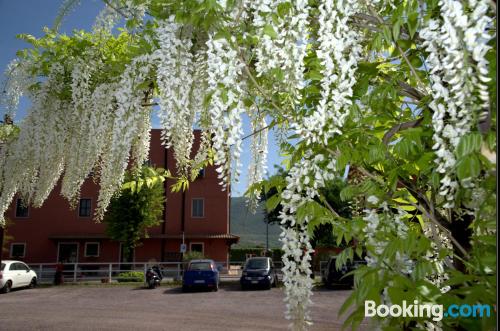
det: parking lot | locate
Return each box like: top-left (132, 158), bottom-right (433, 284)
top-left (0, 284), bottom-right (370, 330)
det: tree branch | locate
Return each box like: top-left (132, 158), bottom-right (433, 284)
top-left (320, 194), bottom-right (341, 218)
top-left (242, 120), bottom-right (276, 141)
top-left (382, 117), bottom-right (424, 145)
top-left (351, 13), bottom-right (421, 42)
top-left (408, 201), bottom-right (470, 260)
top-left (102, 0), bottom-right (130, 19)
top-left (395, 42), bottom-right (427, 92)
top-left (379, 74), bottom-right (426, 101)
top-left (239, 54), bottom-right (287, 115)
top-left (364, 4), bottom-right (428, 93)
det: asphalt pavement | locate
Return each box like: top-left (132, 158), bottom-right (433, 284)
top-left (0, 284), bottom-right (371, 330)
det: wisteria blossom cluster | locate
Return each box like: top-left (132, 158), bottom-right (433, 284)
top-left (96, 54), bottom-right (154, 221)
top-left (0, 63), bottom-right (71, 216)
top-left (250, 0), bottom-right (310, 98)
top-left (295, 0), bottom-right (362, 145)
top-left (420, 0), bottom-right (493, 208)
top-left (422, 223), bottom-right (452, 292)
top-left (246, 113), bottom-right (268, 211)
top-left (154, 18), bottom-right (196, 177)
top-left (206, 36), bottom-right (246, 188)
top-left (61, 56), bottom-right (114, 206)
top-left (363, 197), bottom-right (414, 275)
top-left (279, 154), bottom-right (336, 328)
top-left (0, 59), bottom-right (33, 116)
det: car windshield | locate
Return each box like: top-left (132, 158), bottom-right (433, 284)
top-left (189, 262), bottom-right (212, 271)
top-left (0, 263), bottom-right (4, 271)
top-left (246, 259), bottom-right (268, 270)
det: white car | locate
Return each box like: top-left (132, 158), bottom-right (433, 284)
top-left (0, 260), bottom-right (38, 293)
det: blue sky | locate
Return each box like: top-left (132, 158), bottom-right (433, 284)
top-left (0, 0), bottom-right (284, 196)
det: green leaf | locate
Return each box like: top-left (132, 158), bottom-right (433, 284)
top-left (382, 26), bottom-right (393, 44)
top-left (276, 2), bottom-right (292, 17)
top-left (456, 154), bottom-right (481, 180)
top-left (263, 24), bottom-right (278, 39)
top-left (407, 12), bottom-right (419, 39)
top-left (456, 132), bottom-right (482, 157)
top-left (214, 29), bottom-right (231, 41)
top-left (339, 290), bottom-right (357, 316)
top-left (392, 19), bottom-right (401, 41)
top-left (265, 194), bottom-right (281, 212)
top-left (388, 286), bottom-right (407, 305)
top-left (307, 70), bottom-right (322, 81)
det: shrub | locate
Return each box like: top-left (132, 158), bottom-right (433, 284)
top-left (182, 251), bottom-right (206, 261)
top-left (116, 271), bottom-right (144, 282)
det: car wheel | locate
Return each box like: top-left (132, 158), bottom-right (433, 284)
top-left (2, 281), bottom-right (12, 294)
top-left (182, 285), bottom-right (188, 293)
top-left (241, 284), bottom-right (247, 291)
top-left (29, 277), bottom-right (37, 289)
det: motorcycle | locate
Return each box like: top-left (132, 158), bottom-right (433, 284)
top-left (145, 265), bottom-right (163, 289)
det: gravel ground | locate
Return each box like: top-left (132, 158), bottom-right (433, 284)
top-left (0, 284), bottom-right (371, 331)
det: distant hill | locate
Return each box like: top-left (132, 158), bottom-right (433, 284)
top-left (230, 197), bottom-right (282, 249)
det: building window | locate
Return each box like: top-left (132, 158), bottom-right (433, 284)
top-left (10, 243), bottom-right (26, 258)
top-left (191, 198), bottom-right (204, 218)
top-left (84, 242), bottom-right (100, 257)
top-left (79, 199), bottom-right (92, 217)
top-left (197, 168), bottom-right (205, 179)
top-left (15, 199), bottom-right (29, 218)
top-left (190, 243), bottom-right (204, 254)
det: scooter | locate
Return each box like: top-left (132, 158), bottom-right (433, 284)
top-left (145, 265), bottom-right (163, 289)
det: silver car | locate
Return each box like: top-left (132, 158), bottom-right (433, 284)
top-left (1, 260), bottom-right (38, 293)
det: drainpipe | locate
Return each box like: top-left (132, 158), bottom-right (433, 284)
top-left (161, 146), bottom-right (168, 261)
top-left (180, 189), bottom-right (186, 262)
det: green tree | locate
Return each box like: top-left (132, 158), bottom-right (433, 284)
top-left (0, 1), bottom-right (495, 329)
top-left (104, 166), bottom-right (166, 262)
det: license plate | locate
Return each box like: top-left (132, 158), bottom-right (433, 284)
top-left (251, 280), bottom-right (258, 284)
top-left (194, 280), bottom-right (205, 284)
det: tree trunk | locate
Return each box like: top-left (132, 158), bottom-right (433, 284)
top-left (0, 226), bottom-right (4, 266)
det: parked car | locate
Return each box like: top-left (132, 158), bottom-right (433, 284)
top-left (322, 256), bottom-right (366, 289)
top-left (182, 259), bottom-right (220, 292)
top-left (240, 257), bottom-right (278, 290)
top-left (1, 260), bottom-right (38, 293)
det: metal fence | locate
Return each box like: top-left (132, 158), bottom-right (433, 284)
top-left (28, 260), bottom-right (329, 284)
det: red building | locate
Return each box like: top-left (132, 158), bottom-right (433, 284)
top-left (1, 130), bottom-right (238, 265)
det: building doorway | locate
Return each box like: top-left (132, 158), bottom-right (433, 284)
top-left (58, 243), bottom-right (78, 263)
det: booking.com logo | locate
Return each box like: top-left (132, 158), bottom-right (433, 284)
top-left (365, 300), bottom-right (493, 321)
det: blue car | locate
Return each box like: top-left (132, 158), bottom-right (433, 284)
top-left (182, 259), bottom-right (220, 292)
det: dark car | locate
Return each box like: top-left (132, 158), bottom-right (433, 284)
top-left (322, 257), bottom-right (366, 289)
top-left (240, 257), bottom-right (278, 290)
top-left (182, 259), bottom-right (220, 292)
